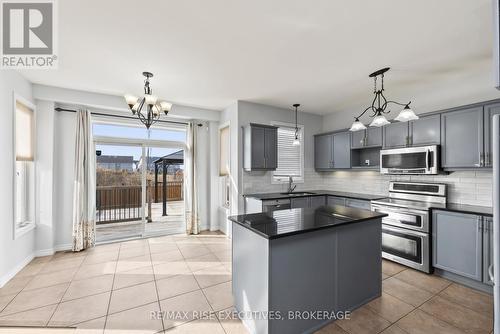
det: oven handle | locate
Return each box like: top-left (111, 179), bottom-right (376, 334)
top-left (371, 204), bottom-right (428, 217)
top-left (382, 224), bottom-right (428, 238)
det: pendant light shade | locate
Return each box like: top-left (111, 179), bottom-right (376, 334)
top-left (349, 118), bottom-right (367, 132)
top-left (369, 112), bottom-right (390, 127)
top-left (394, 105), bottom-right (419, 122)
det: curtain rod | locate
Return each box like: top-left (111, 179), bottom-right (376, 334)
top-left (54, 107), bottom-right (189, 126)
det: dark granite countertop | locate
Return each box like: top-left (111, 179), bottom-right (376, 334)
top-left (431, 203), bottom-right (493, 217)
top-left (243, 190), bottom-right (386, 201)
top-left (228, 205), bottom-right (387, 239)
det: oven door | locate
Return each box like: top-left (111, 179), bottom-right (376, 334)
top-left (371, 204), bottom-right (429, 232)
top-left (380, 145), bottom-right (438, 175)
top-left (382, 225), bottom-right (430, 273)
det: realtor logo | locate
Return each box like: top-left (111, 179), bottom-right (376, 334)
top-left (1, 0), bottom-right (57, 68)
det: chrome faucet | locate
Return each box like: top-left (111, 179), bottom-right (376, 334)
top-left (287, 176), bottom-right (297, 193)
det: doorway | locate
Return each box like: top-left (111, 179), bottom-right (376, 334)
top-left (93, 121), bottom-right (186, 243)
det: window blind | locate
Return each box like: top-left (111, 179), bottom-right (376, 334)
top-left (274, 126), bottom-right (303, 178)
top-left (15, 101), bottom-right (35, 161)
top-left (219, 126), bottom-right (230, 176)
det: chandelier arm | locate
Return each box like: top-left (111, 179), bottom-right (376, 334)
top-left (356, 106), bottom-right (374, 119)
top-left (384, 100), bottom-right (411, 108)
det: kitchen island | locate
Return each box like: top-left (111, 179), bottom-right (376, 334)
top-left (229, 205), bottom-right (387, 334)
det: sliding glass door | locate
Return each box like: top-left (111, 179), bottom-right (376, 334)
top-left (93, 120), bottom-right (186, 243)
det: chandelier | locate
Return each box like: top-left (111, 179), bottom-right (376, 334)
top-left (349, 67), bottom-right (418, 131)
top-left (124, 72), bottom-right (172, 129)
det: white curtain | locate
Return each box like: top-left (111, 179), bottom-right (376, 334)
top-left (72, 110), bottom-right (96, 251)
top-left (185, 122), bottom-right (200, 235)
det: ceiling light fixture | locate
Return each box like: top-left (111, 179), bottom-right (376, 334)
top-left (124, 72), bottom-right (172, 129)
top-left (292, 104), bottom-right (301, 146)
top-left (349, 67), bottom-right (418, 131)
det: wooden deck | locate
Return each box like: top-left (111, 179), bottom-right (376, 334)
top-left (96, 201), bottom-right (185, 243)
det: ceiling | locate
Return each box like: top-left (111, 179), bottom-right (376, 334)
top-left (20, 0), bottom-right (498, 115)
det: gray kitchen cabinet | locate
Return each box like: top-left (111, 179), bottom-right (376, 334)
top-left (410, 114), bottom-right (440, 146)
top-left (441, 107), bottom-right (483, 168)
top-left (333, 132), bottom-right (351, 168)
top-left (351, 127), bottom-right (382, 148)
top-left (366, 127), bottom-right (383, 147)
top-left (327, 196), bottom-right (345, 206)
top-left (244, 124), bottom-right (278, 171)
top-left (383, 122), bottom-right (409, 148)
top-left (314, 134), bottom-right (333, 170)
top-left (483, 103), bottom-right (500, 167)
top-left (433, 210), bottom-right (483, 281)
top-left (290, 197), bottom-right (309, 209)
top-left (345, 199), bottom-right (371, 210)
top-left (310, 196), bottom-right (326, 209)
top-left (351, 130), bottom-right (366, 149)
top-left (483, 217), bottom-right (494, 286)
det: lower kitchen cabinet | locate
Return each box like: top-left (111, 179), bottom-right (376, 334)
top-left (291, 196), bottom-right (327, 210)
top-left (483, 216), bottom-right (494, 286)
top-left (327, 196), bottom-right (345, 206)
top-left (432, 210), bottom-right (484, 282)
top-left (345, 198), bottom-right (371, 210)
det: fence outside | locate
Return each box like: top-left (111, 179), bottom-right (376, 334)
top-left (96, 181), bottom-right (183, 224)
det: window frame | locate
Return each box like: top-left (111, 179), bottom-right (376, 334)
top-left (12, 93), bottom-right (37, 239)
top-left (271, 121), bottom-right (305, 184)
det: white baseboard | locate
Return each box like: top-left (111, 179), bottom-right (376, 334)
top-left (35, 248), bottom-right (54, 257)
top-left (0, 253), bottom-right (35, 288)
top-left (54, 243), bottom-right (72, 252)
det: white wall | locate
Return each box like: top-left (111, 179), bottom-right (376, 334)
top-left (53, 110), bottom-right (77, 249)
top-left (35, 100), bottom-right (56, 254)
top-left (0, 71), bottom-right (35, 286)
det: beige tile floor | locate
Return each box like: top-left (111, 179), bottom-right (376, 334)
top-left (0, 233), bottom-right (494, 334)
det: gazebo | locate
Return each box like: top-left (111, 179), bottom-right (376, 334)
top-left (153, 150), bottom-right (184, 216)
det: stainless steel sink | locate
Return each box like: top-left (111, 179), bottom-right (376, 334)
top-left (280, 192), bottom-right (316, 196)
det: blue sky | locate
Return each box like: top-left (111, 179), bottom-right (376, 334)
top-left (94, 124), bottom-right (185, 160)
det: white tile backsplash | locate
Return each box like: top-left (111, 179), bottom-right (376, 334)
top-left (242, 169), bottom-right (493, 207)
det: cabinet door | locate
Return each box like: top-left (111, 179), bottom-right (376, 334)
top-left (351, 130), bottom-right (366, 149)
top-left (383, 122), bottom-right (409, 148)
top-left (441, 107), bottom-right (483, 168)
top-left (483, 217), bottom-right (494, 286)
top-left (433, 211), bottom-right (482, 281)
top-left (251, 126), bottom-right (266, 169)
top-left (310, 196), bottom-right (326, 209)
top-left (410, 114), bottom-right (440, 146)
top-left (327, 196), bottom-right (345, 206)
top-left (264, 127), bottom-right (278, 169)
top-left (333, 132), bottom-right (351, 169)
top-left (345, 199), bottom-right (371, 210)
top-left (291, 197), bottom-right (309, 209)
top-left (483, 103), bottom-right (500, 167)
top-left (314, 134), bottom-right (333, 170)
top-left (366, 127), bottom-right (382, 147)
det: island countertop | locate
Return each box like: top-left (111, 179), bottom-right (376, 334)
top-left (228, 205), bottom-right (387, 239)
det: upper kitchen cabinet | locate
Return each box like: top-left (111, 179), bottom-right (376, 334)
top-left (333, 132), bottom-right (351, 169)
top-left (483, 102), bottom-right (500, 167)
top-left (382, 115), bottom-right (440, 149)
top-left (314, 134), bottom-right (333, 170)
top-left (314, 131), bottom-right (351, 170)
top-left (410, 114), bottom-right (441, 146)
top-left (351, 127), bottom-right (382, 148)
top-left (243, 123), bottom-right (278, 171)
top-left (382, 122), bottom-right (409, 148)
top-left (441, 107), bottom-right (484, 168)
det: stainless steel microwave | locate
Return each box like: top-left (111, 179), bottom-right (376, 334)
top-left (380, 145), bottom-right (439, 175)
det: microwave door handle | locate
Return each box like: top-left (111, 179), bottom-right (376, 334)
top-left (426, 149), bottom-right (430, 171)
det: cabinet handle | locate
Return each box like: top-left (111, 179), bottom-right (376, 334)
top-left (480, 153), bottom-right (485, 167)
top-left (486, 153), bottom-right (491, 166)
top-left (489, 264), bottom-right (495, 282)
top-left (478, 217), bottom-right (483, 231)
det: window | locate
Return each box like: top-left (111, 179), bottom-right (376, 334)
top-left (14, 98), bottom-right (36, 237)
top-left (272, 122), bottom-right (304, 183)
